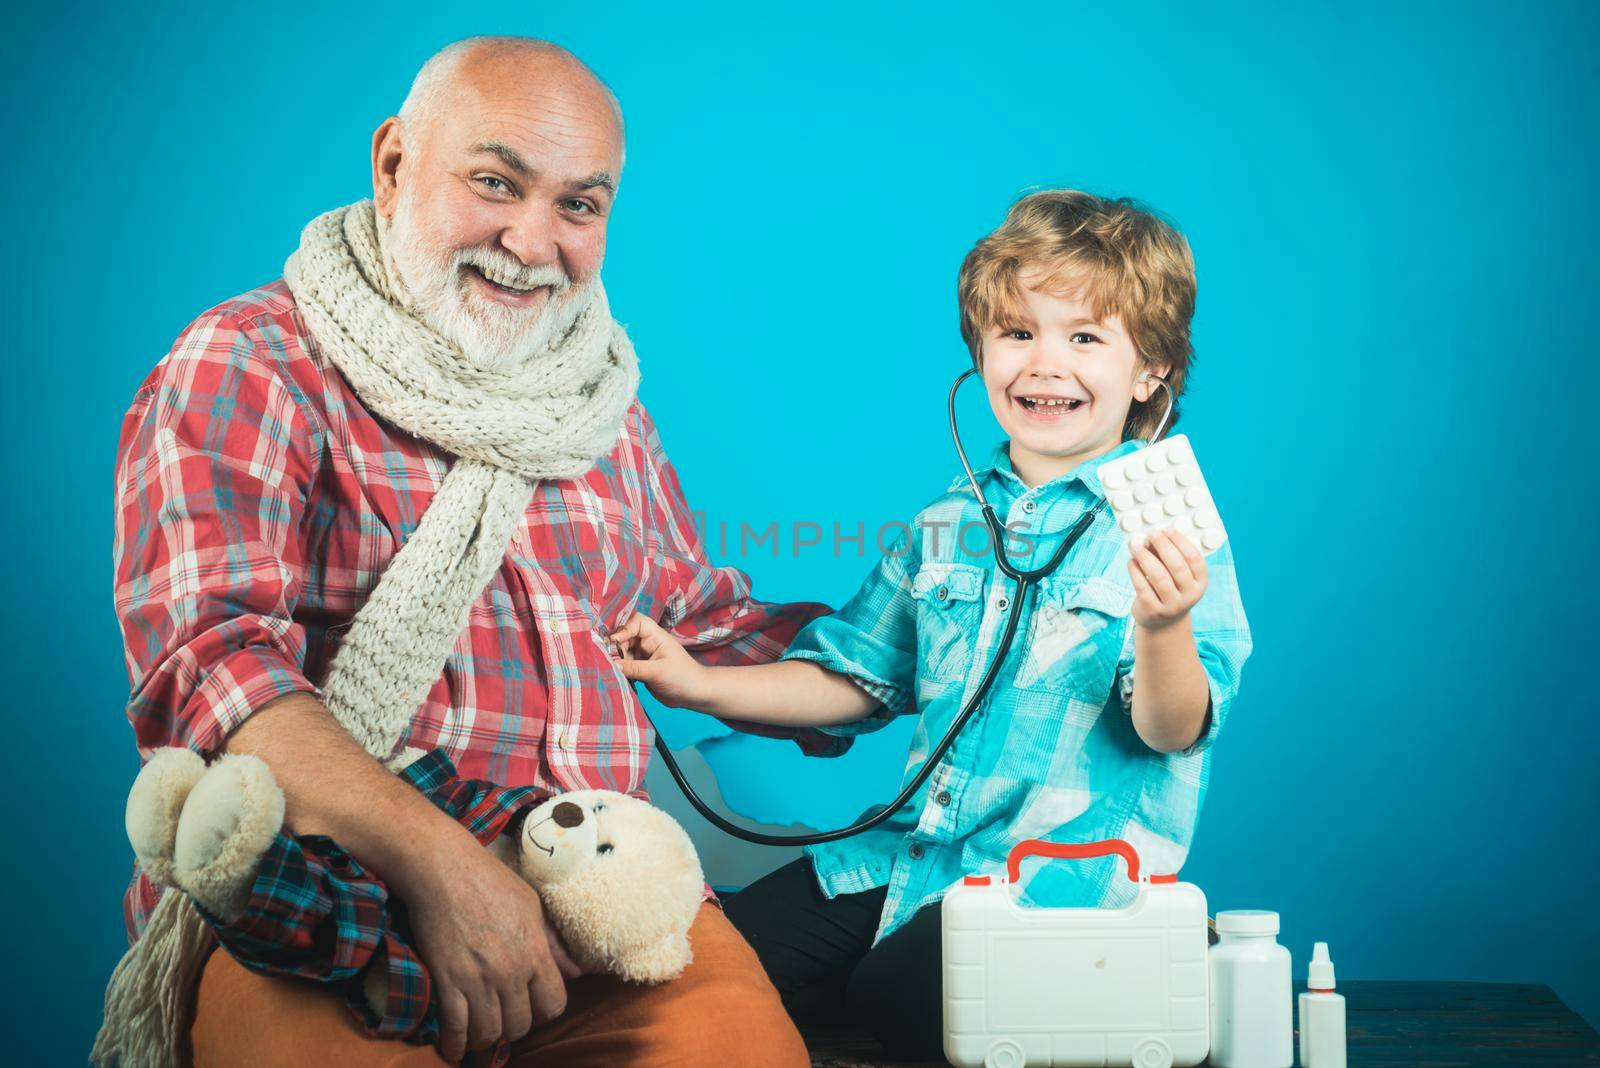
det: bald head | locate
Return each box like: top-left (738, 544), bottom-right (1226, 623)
top-left (397, 37), bottom-right (625, 168)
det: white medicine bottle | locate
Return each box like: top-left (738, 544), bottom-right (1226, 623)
top-left (1298, 942), bottom-right (1347, 1067)
top-left (1209, 909), bottom-right (1293, 1067)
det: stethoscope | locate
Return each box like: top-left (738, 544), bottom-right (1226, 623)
top-left (648, 368), bottom-right (1177, 846)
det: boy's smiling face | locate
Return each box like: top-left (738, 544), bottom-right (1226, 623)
top-left (980, 274), bottom-right (1166, 488)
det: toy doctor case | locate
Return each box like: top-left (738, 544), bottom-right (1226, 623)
top-left (943, 838), bottom-right (1209, 1068)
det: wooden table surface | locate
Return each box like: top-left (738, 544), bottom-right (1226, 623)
top-left (801, 981), bottom-right (1600, 1067)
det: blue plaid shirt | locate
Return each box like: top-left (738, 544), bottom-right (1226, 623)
top-left (781, 438), bottom-right (1252, 945)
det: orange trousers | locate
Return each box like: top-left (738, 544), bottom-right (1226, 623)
top-left (190, 902), bottom-right (810, 1067)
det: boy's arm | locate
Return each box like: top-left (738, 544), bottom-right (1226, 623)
top-left (617, 441), bottom-right (922, 755)
top-left (1129, 616), bottom-right (1212, 753)
top-left (1121, 531), bottom-right (1252, 755)
top-left (698, 660), bottom-right (881, 725)
top-left (609, 620), bottom-right (879, 727)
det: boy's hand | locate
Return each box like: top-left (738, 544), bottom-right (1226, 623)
top-left (1128, 528), bottom-right (1208, 631)
top-left (608, 612), bottom-right (711, 709)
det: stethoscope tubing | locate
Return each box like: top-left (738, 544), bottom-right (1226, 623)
top-left (647, 367), bottom-right (1167, 846)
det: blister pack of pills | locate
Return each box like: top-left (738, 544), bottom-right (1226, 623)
top-left (1098, 434), bottom-right (1228, 556)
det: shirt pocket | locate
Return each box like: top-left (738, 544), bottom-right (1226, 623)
top-left (1013, 577), bottom-right (1133, 706)
top-left (910, 561), bottom-right (987, 683)
top-left (523, 480), bottom-right (650, 631)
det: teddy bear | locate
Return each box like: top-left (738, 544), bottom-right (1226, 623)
top-left (123, 746), bottom-right (705, 1048)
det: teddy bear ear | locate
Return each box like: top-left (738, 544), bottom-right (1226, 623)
top-left (613, 932), bottom-right (694, 985)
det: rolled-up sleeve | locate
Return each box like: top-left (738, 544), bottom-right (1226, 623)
top-left (112, 312), bottom-right (323, 758)
top-left (1115, 539), bottom-right (1251, 756)
top-left (780, 544), bottom-right (920, 739)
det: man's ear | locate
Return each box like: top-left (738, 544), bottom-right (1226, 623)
top-left (371, 116), bottom-right (405, 219)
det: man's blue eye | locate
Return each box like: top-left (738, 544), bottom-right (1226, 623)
top-left (565, 199), bottom-right (594, 214)
top-left (478, 176), bottom-right (509, 193)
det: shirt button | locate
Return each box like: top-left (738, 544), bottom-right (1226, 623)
top-left (908, 843), bottom-right (925, 860)
top-left (996, 597), bottom-right (1009, 611)
top-left (936, 791), bottom-right (952, 806)
top-left (936, 586), bottom-right (949, 601)
top-left (1022, 500), bottom-right (1036, 513)
top-left (558, 729), bottom-right (574, 751)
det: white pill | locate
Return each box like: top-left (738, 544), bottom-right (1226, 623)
top-left (1142, 503), bottom-right (1164, 524)
top-left (1175, 467), bottom-right (1198, 487)
top-left (1155, 474), bottom-right (1176, 494)
top-left (1145, 451), bottom-right (1167, 473)
top-left (1114, 492), bottom-right (1135, 511)
top-left (1120, 513), bottom-right (1142, 533)
top-left (1202, 530), bottom-right (1224, 551)
top-left (1164, 497), bottom-right (1184, 516)
top-left (1166, 440), bottom-right (1192, 464)
top-left (1133, 484), bottom-right (1154, 503)
top-left (1184, 487), bottom-right (1205, 507)
top-left (1195, 509), bottom-right (1219, 528)
top-left (1125, 464), bottom-right (1145, 481)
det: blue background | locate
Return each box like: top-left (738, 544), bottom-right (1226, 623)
top-left (4, 2), bottom-right (1596, 1062)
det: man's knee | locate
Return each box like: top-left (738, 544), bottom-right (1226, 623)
top-left (671, 972), bottom-right (810, 1068)
top-left (661, 904), bottom-right (811, 1066)
top-left (192, 948), bottom-right (447, 1067)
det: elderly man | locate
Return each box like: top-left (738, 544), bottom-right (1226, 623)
top-left (103, 36), bottom-right (828, 1067)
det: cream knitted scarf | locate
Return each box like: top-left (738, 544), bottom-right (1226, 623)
top-left (92, 199), bottom-right (639, 1067)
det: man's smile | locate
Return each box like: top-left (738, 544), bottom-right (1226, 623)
top-left (465, 263), bottom-right (551, 307)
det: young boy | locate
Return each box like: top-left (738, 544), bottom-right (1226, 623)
top-left (610, 189), bottom-right (1252, 1057)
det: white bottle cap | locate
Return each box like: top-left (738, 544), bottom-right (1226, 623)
top-left (1215, 909), bottom-right (1280, 935)
top-left (1308, 941), bottom-right (1337, 990)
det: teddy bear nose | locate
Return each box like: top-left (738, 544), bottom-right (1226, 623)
top-left (551, 801), bottom-right (585, 828)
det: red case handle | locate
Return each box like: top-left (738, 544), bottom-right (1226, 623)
top-left (1005, 838), bottom-right (1178, 884)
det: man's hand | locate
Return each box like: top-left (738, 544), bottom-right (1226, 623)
top-left (1128, 527), bottom-right (1208, 631)
top-left (399, 834), bottom-right (583, 1063)
top-left (608, 612), bottom-right (712, 709)
top-left (221, 695), bottom-right (584, 1064)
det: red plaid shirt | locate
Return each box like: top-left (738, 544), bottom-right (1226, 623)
top-left (113, 280), bottom-right (834, 941)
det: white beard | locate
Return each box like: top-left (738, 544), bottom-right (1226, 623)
top-left (378, 189), bottom-right (591, 373)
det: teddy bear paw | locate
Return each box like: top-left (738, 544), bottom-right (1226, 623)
top-left (124, 747), bottom-right (207, 887)
top-left (172, 753), bottom-right (286, 921)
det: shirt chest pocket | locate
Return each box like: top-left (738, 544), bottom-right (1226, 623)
top-left (520, 483), bottom-right (650, 629)
top-left (1014, 577), bottom-right (1133, 705)
top-left (910, 562), bottom-right (987, 683)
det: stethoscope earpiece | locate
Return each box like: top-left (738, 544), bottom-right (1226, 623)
top-left (1139, 373), bottom-right (1175, 442)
